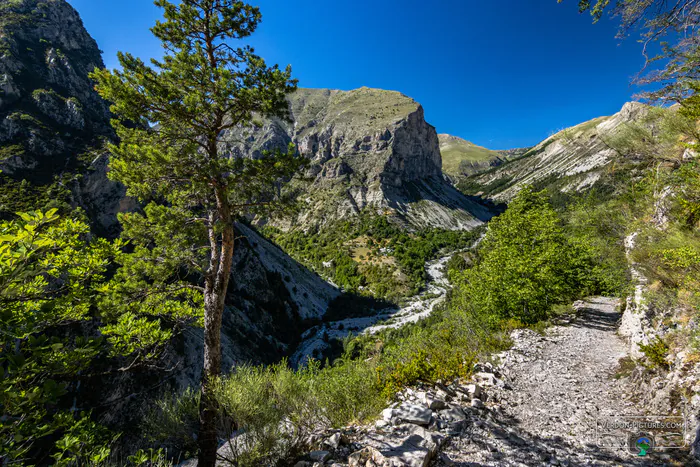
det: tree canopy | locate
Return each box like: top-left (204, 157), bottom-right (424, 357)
top-left (452, 187), bottom-right (585, 325)
top-left (0, 210), bottom-right (122, 465)
top-left (91, 1), bottom-right (302, 464)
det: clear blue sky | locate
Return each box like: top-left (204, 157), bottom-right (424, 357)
top-left (67, 0), bottom-right (646, 149)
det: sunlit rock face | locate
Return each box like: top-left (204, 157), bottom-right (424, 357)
top-left (0, 0), bottom-right (112, 172)
top-left (225, 87), bottom-right (495, 231)
top-left (0, 0), bottom-right (129, 236)
top-left (463, 102), bottom-right (651, 202)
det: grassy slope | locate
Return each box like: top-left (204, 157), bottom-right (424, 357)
top-left (438, 134), bottom-right (503, 177)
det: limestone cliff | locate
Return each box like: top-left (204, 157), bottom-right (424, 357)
top-left (0, 0), bottom-right (130, 236)
top-left (0, 0), bottom-right (111, 172)
top-left (226, 87), bottom-right (495, 231)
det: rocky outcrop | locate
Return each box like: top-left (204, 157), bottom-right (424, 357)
top-left (0, 0), bottom-right (127, 236)
top-left (463, 102), bottom-right (649, 201)
top-left (619, 232), bottom-right (653, 359)
top-left (0, 0), bottom-right (111, 175)
top-left (226, 87), bottom-right (495, 231)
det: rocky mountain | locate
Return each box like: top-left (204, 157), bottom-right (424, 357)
top-left (438, 134), bottom-right (506, 178)
top-left (227, 87), bottom-right (495, 231)
top-left (460, 102), bottom-right (649, 202)
top-left (0, 0), bottom-right (112, 153)
top-left (0, 0), bottom-right (131, 236)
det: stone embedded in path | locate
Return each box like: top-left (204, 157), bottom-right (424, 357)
top-left (383, 403), bottom-right (432, 425)
top-left (437, 406), bottom-right (468, 423)
top-left (422, 393), bottom-right (447, 410)
top-left (471, 398), bottom-right (485, 409)
top-left (474, 372), bottom-right (498, 386)
top-left (348, 424), bottom-right (444, 467)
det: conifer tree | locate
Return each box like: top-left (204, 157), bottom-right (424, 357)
top-left (91, 1), bottom-right (300, 464)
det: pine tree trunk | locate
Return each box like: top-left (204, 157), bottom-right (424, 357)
top-left (198, 213), bottom-right (235, 467)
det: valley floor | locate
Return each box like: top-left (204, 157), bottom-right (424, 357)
top-left (438, 297), bottom-right (693, 466)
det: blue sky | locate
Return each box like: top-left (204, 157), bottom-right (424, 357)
top-left (67, 0), bottom-right (646, 149)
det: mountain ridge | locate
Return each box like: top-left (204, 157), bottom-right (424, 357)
top-left (227, 87), bottom-right (497, 231)
top-left (438, 133), bottom-right (507, 178)
top-left (458, 101), bottom-right (649, 201)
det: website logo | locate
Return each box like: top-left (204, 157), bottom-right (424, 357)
top-left (628, 433), bottom-right (655, 456)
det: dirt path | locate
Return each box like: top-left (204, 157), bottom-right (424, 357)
top-left (437, 297), bottom-right (691, 466)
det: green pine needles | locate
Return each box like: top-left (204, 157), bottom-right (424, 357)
top-left (90, 1), bottom-right (303, 464)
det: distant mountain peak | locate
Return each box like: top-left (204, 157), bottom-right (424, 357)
top-left (437, 133), bottom-right (505, 178)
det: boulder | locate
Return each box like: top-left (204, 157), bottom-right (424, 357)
top-left (464, 384), bottom-right (482, 399)
top-left (349, 424), bottom-right (444, 467)
top-left (322, 432), bottom-right (345, 450)
top-left (474, 372), bottom-right (498, 387)
top-left (422, 393), bottom-right (447, 411)
top-left (437, 407), bottom-right (467, 423)
top-left (309, 450), bottom-right (331, 463)
top-left (385, 403), bottom-right (432, 426)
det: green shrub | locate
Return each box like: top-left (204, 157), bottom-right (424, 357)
top-left (453, 187), bottom-right (588, 325)
top-left (638, 337), bottom-right (670, 370)
top-left (146, 359), bottom-right (386, 467)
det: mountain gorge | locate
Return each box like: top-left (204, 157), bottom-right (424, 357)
top-left (4, 0), bottom-right (700, 466)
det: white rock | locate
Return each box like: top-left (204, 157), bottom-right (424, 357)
top-left (323, 432), bottom-right (343, 449)
top-left (464, 383), bottom-right (482, 399)
top-left (393, 403), bottom-right (433, 425)
top-left (348, 424), bottom-right (443, 467)
top-left (382, 408), bottom-right (395, 422)
top-left (474, 372), bottom-right (498, 386)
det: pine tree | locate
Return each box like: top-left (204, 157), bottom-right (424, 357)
top-left (91, 1), bottom-right (300, 464)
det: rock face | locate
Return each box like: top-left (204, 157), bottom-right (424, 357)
top-left (0, 0), bottom-right (127, 236)
top-left (0, 0), bottom-right (111, 174)
top-left (462, 102), bottom-right (649, 202)
top-left (226, 87), bottom-right (495, 230)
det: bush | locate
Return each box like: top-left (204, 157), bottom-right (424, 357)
top-left (638, 337), bottom-right (670, 370)
top-left (146, 359), bottom-right (386, 466)
top-left (453, 187), bottom-right (588, 325)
